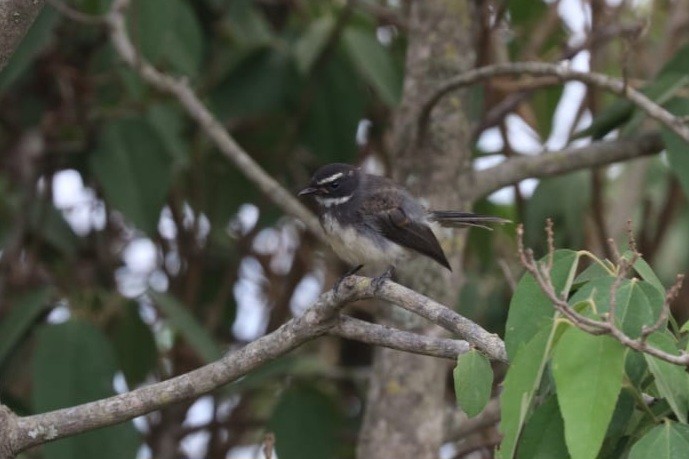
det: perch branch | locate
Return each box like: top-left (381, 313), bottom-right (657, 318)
top-left (0, 275), bottom-right (504, 457)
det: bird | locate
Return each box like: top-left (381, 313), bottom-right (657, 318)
top-left (298, 163), bottom-right (508, 285)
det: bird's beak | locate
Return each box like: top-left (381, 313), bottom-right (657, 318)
top-left (298, 186), bottom-right (318, 196)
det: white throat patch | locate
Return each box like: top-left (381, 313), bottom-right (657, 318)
top-left (316, 195), bottom-right (352, 207)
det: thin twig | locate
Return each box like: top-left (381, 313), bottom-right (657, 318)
top-left (419, 62), bottom-right (689, 144)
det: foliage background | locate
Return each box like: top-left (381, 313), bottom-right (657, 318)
top-left (0, 0), bottom-right (688, 458)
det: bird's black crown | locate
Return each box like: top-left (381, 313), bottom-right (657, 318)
top-left (298, 163), bottom-right (360, 202)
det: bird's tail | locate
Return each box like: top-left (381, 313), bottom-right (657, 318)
top-left (428, 211), bottom-right (511, 230)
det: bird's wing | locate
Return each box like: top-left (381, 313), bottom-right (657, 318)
top-left (361, 182), bottom-right (451, 270)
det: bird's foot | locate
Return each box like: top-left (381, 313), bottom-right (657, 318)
top-left (334, 264), bottom-right (364, 294)
top-left (372, 265), bottom-right (395, 292)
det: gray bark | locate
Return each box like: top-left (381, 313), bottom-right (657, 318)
top-left (0, 0), bottom-right (45, 72)
top-left (358, 2), bottom-right (478, 458)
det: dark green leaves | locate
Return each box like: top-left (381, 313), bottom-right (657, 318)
top-left (0, 288), bottom-right (51, 368)
top-left (90, 118), bottom-right (173, 235)
top-left (342, 25), bottom-right (402, 106)
top-left (268, 385), bottom-right (343, 459)
top-left (453, 350), bottom-right (493, 417)
top-left (33, 320), bottom-right (140, 459)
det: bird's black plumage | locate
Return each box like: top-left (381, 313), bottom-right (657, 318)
top-left (298, 163), bottom-right (508, 271)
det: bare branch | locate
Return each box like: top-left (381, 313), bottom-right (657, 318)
top-left (0, 0), bottom-right (45, 72)
top-left (469, 131), bottom-right (664, 199)
top-left (331, 316), bottom-right (471, 360)
top-left (0, 274), bottom-right (503, 456)
top-left (103, 0), bottom-right (325, 241)
top-left (420, 62), bottom-right (689, 143)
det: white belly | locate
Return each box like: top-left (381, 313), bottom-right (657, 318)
top-left (321, 215), bottom-right (406, 267)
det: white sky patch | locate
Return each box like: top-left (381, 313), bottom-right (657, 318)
top-left (46, 302), bottom-right (71, 323)
top-left (488, 178), bottom-right (539, 205)
top-left (505, 114), bottom-right (543, 154)
top-left (123, 238), bottom-right (158, 274)
top-left (356, 119), bottom-right (372, 146)
top-left (559, 0), bottom-right (590, 45)
top-left (477, 127), bottom-right (504, 152)
top-left (232, 257), bottom-right (269, 341)
top-left (183, 396), bottom-right (214, 428)
top-left (474, 154), bottom-right (506, 171)
top-left (290, 274), bottom-right (323, 316)
top-left (180, 430), bottom-right (210, 459)
top-left (52, 169), bottom-right (106, 235)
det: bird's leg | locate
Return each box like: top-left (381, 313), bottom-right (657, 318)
top-left (372, 265), bottom-right (395, 292)
top-left (334, 264), bottom-right (364, 293)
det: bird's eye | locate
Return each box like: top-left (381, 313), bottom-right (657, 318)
top-left (330, 181), bottom-right (340, 189)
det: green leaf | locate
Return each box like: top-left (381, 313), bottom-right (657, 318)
top-left (149, 291), bottom-right (222, 363)
top-left (163, 0), bottom-right (205, 77)
top-left (552, 328), bottom-right (625, 459)
top-left (629, 422), bottom-right (689, 459)
top-left (499, 326), bottom-right (557, 459)
top-left (504, 249), bottom-right (579, 360)
top-left (29, 201), bottom-right (80, 257)
top-left (145, 103), bottom-right (190, 167)
top-left (0, 6), bottom-right (60, 93)
top-left (517, 396), bottom-right (568, 459)
top-left (302, 50), bottom-right (366, 161)
top-left (569, 277), bottom-right (663, 338)
top-left (211, 47), bottom-right (296, 119)
top-left (342, 25), bottom-right (401, 106)
top-left (630, 253), bottom-right (665, 293)
top-left (33, 320), bottom-right (139, 459)
top-left (112, 301), bottom-right (158, 386)
top-left (661, 98), bottom-right (689, 199)
top-left (525, 173), bottom-right (590, 250)
top-left (268, 384), bottom-right (343, 459)
top-left (127, 0), bottom-right (171, 62)
top-left (90, 118), bottom-right (173, 235)
top-left (644, 332), bottom-right (689, 423)
top-left (0, 288), bottom-right (51, 368)
top-left (294, 15), bottom-right (335, 74)
top-left (453, 350), bottom-right (493, 417)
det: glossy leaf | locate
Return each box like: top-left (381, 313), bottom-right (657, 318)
top-left (504, 249), bottom-right (578, 360)
top-left (453, 350), bottom-right (493, 417)
top-left (33, 321), bottom-right (139, 459)
top-left (342, 25), bottom-right (401, 106)
top-left (644, 332), bottom-right (689, 423)
top-left (150, 291), bottom-right (222, 363)
top-left (629, 422), bottom-right (689, 459)
top-left (552, 328), bottom-right (625, 459)
top-left (0, 288), bottom-right (50, 368)
top-left (90, 118), bottom-right (173, 235)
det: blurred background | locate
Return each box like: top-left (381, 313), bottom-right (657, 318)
top-left (0, 0), bottom-right (688, 458)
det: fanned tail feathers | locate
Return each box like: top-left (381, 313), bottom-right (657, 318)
top-left (428, 211), bottom-right (511, 230)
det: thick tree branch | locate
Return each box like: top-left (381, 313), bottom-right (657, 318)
top-left (469, 131), bottom-right (664, 199)
top-left (332, 316), bottom-right (471, 360)
top-left (0, 0), bottom-right (45, 72)
top-left (420, 62), bottom-right (689, 144)
top-left (104, 0), bottom-right (324, 241)
top-left (0, 275), bottom-right (504, 457)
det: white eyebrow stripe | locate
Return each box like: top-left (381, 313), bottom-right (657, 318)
top-left (316, 195), bottom-right (352, 207)
top-left (316, 172), bottom-right (344, 185)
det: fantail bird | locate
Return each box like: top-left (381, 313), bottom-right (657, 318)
top-left (298, 163), bottom-right (508, 277)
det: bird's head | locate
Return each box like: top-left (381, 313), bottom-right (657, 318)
top-left (298, 163), bottom-right (360, 208)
